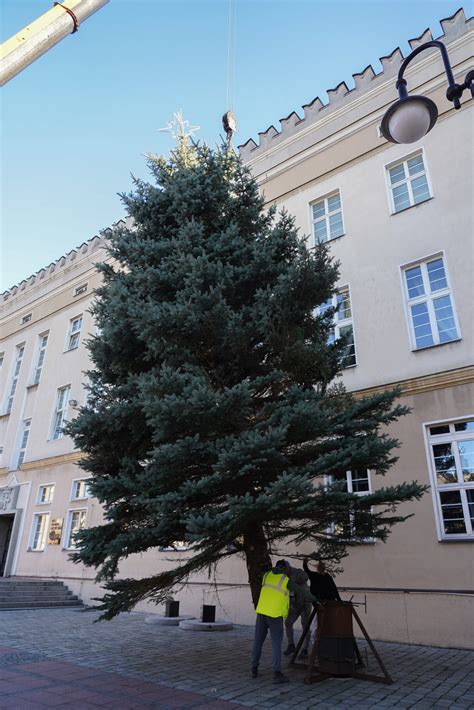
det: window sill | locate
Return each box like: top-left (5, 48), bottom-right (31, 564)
top-left (71, 497), bottom-right (89, 502)
top-left (331, 537), bottom-right (375, 545)
top-left (63, 347), bottom-right (80, 354)
top-left (27, 549), bottom-right (45, 553)
top-left (0, 413), bottom-right (10, 420)
top-left (26, 383), bottom-right (39, 390)
top-left (412, 337), bottom-right (462, 352)
top-left (315, 233), bottom-right (346, 247)
top-left (391, 196), bottom-right (433, 216)
top-left (438, 537), bottom-right (474, 543)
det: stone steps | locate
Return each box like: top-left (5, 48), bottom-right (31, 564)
top-left (0, 600), bottom-right (83, 609)
top-left (0, 593), bottom-right (79, 601)
top-left (0, 582), bottom-right (64, 588)
top-left (0, 579), bottom-right (83, 610)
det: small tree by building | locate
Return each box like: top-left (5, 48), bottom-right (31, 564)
top-left (68, 140), bottom-right (425, 618)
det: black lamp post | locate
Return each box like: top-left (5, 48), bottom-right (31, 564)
top-left (380, 40), bottom-right (474, 144)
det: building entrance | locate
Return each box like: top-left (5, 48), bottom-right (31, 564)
top-left (0, 515), bottom-right (15, 577)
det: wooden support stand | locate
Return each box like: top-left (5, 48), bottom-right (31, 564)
top-left (289, 601), bottom-right (393, 685)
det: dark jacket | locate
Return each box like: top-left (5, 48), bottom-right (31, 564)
top-left (268, 566), bottom-right (316, 604)
top-left (303, 560), bottom-right (341, 601)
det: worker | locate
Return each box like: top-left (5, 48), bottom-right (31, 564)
top-left (303, 558), bottom-right (341, 601)
top-left (251, 559), bottom-right (316, 684)
top-left (303, 557), bottom-right (364, 666)
top-left (283, 563), bottom-right (312, 659)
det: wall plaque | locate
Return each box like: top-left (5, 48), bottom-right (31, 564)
top-left (0, 486), bottom-right (18, 512)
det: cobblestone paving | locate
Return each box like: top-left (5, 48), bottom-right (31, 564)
top-left (0, 608), bottom-right (473, 708)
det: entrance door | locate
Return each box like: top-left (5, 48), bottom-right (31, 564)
top-left (0, 515), bottom-right (14, 577)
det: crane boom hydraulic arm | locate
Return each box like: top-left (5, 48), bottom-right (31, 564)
top-left (0, 0), bottom-right (109, 87)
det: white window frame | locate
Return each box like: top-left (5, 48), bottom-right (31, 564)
top-left (71, 478), bottom-right (91, 501)
top-left (31, 332), bottom-right (49, 386)
top-left (64, 509), bottom-right (87, 550)
top-left (326, 469), bottom-right (373, 541)
top-left (319, 285), bottom-right (357, 368)
top-left (424, 417), bottom-right (474, 541)
top-left (330, 469), bottom-right (372, 495)
top-left (159, 541), bottom-right (192, 552)
top-left (29, 512), bottom-right (50, 551)
top-left (15, 418), bottom-right (31, 469)
top-left (37, 483), bottom-right (55, 505)
top-left (65, 315), bottom-right (83, 352)
top-left (385, 149), bottom-right (433, 215)
top-left (400, 252), bottom-right (461, 351)
top-left (327, 469), bottom-right (374, 542)
top-left (4, 343), bottom-right (25, 415)
top-left (74, 283), bottom-right (88, 297)
top-left (50, 385), bottom-right (71, 440)
top-left (310, 189), bottom-right (345, 245)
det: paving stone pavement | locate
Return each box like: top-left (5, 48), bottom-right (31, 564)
top-left (0, 608), bottom-right (473, 709)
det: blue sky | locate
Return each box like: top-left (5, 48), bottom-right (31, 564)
top-left (1, 0), bottom-right (467, 291)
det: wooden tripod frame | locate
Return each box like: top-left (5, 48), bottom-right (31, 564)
top-left (289, 602), bottom-right (393, 685)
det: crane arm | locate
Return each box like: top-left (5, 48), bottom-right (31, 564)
top-left (1, 0), bottom-right (109, 87)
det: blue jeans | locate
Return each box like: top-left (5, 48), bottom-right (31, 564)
top-left (251, 614), bottom-right (284, 673)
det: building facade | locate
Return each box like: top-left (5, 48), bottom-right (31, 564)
top-left (1, 8), bottom-right (472, 648)
top-left (238, 8), bottom-right (473, 648)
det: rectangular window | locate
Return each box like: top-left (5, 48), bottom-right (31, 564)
top-left (311, 191), bottom-right (344, 244)
top-left (29, 513), bottom-right (50, 551)
top-left (50, 385), bottom-right (71, 440)
top-left (32, 333), bottom-right (49, 385)
top-left (65, 509), bottom-right (87, 549)
top-left (37, 484), bottom-right (55, 504)
top-left (71, 479), bottom-right (91, 500)
top-left (329, 469), bottom-right (372, 539)
top-left (0, 353), bottom-right (4, 368)
top-left (5, 344), bottom-right (25, 415)
top-left (66, 315), bottom-right (83, 351)
top-left (387, 153), bottom-right (431, 213)
top-left (427, 420), bottom-right (474, 540)
top-left (320, 286), bottom-right (356, 367)
top-left (159, 541), bottom-right (192, 552)
top-left (332, 468), bottom-right (371, 494)
top-left (21, 313), bottom-right (32, 325)
top-left (402, 256), bottom-right (459, 350)
top-left (16, 418), bottom-right (31, 468)
top-left (74, 283), bottom-right (88, 297)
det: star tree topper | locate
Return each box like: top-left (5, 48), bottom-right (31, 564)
top-left (158, 111), bottom-right (200, 143)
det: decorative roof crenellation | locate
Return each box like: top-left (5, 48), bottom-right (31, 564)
top-left (238, 8), bottom-right (473, 161)
top-left (2, 219), bottom-right (129, 302)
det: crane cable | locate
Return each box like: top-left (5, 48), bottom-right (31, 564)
top-left (222, 0), bottom-right (237, 147)
top-left (226, 0), bottom-right (237, 112)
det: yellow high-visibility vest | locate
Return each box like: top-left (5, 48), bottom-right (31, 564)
top-left (255, 571), bottom-right (290, 618)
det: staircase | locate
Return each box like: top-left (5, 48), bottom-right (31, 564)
top-left (0, 578), bottom-right (83, 609)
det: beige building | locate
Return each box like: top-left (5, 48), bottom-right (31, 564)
top-left (1, 8), bottom-right (472, 648)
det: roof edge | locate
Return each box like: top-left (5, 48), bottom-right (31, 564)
top-left (238, 7), bottom-right (472, 161)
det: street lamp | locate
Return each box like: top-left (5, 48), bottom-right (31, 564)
top-left (380, 40), bottom-right (474, 144)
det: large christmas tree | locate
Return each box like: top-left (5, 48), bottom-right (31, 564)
top-left (68, 137), bottom-right (425, 619)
